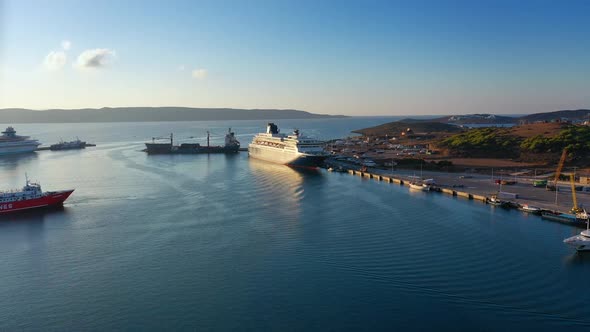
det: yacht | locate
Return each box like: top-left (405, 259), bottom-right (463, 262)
top-left (564, 210), bottom-right (590, 251)
top-left (0, 127), bottom-right (40, 155)
top-left (248, 123), bottom-right (328, 168)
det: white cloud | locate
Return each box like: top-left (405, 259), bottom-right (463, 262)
top-left (177, 65), bottom-right (185, 71)
top-left (61, 40), bottom-right (71, 50)
top-left (43, 51), bottom-right (67, 71)
top-left (192, 68), bottom-right (207, 79)
top-left (75, 48), bottom-right (116, 69)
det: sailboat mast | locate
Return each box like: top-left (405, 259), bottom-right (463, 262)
top-left (420, 161), bottom-right (423, 179)
top-left (207, 131), bottom-right (210, 147)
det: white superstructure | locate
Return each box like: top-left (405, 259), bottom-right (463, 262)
top-left (0, 127), bottom-right (40, 155)
top-left (248, 123), bottom-right (328, 167)
top-left (564, 210), bottom-right (590, 251)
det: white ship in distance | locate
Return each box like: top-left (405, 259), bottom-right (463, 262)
top-left (0, 127), bottom-right (41, 155)
top-left (248, 123), bottom-right (328, 168)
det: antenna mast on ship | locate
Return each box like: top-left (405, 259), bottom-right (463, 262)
top-left (170, 133), bottom-right (174, 146)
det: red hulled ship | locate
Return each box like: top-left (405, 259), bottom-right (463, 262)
top-left (0, 176), bottom-right (74, 214)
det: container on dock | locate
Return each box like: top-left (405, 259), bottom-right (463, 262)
top-left (497, 191), bottom-right (519, 199)
top-left (533, 180), bottom-right (547, 187)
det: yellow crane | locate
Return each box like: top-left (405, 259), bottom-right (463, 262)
top-left (547, 148), bottom-right (568, 191)
top-left (570, 173), bottom-right (583, 214)
top-left (549, 147), bottom-right (582, 213)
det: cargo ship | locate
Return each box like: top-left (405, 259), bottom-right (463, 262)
top-left (248, 123), bottom-right (328, 168)
top-left (0, 127), bottom-right (41, 155)
top-left (0, 176), bottom-right (74, 214)
top-left (50, 138), bottom-right (87, 150)
top-left (541, 211), bottom-right (589, 227)
top-left (145, 128), bottom-right (240, 154)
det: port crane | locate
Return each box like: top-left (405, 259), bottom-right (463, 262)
top-left (570, 173), bottom-right (583, 214)
top-left (548, 147), bottom-right (583, 213)
top-left (546, 148), bottom-right (568, 191)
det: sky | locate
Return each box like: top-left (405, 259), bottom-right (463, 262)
top-left (0, 0), bottom-right (589, 116)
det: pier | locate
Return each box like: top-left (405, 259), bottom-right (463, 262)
top-left (343, 165), bottom-right (589, 227)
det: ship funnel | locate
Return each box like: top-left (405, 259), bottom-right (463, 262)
top-left (266, 123), bottom-right (279, 134)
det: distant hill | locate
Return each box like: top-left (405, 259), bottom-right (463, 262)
top-left (0, 107), bottom-right (345, 123)
top-left (519, 109), bottom-right (590, 123)
top-left (439, 114), bottom-right (517, 124)
top-left (400, 114), bottom-right (517, 124)
top-left (391, 110), bottom-right (590, 126)
top-left (353, 121), bottom-right (463, 136)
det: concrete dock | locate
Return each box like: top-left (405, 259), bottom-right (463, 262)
top-left (338, 162), bottom-right (590, 226)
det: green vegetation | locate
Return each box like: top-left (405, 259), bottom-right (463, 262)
top-left (439, 125), bottom-right (590, 161)
top-left (520, 126), bottom-right (590, 157)
top-left (439, 128), bottom-right (520, 157)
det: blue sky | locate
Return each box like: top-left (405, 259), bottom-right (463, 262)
top-left (0, 0), bottom-right (588, 115)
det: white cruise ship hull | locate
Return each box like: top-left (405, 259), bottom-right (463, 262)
top-left (0, 143), bottom-right (39, 155)
top-left (248, 145), bottom-right (326, 168)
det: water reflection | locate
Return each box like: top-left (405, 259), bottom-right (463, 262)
top-left (563, 251), bottom-right (590, 266)
top-left (0, 153), bottom-right (39, 170)
top-left (248, 159), bottom-right (321, 222)
top-left (0, 206), bottom-right (67, 225)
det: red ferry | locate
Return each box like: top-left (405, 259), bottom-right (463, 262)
top-left (0, 176), bottom-right (74, 214)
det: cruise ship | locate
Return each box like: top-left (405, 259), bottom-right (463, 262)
top-left (248, 123), bottom-right (328, 168)
top-left (0, 127), bottom-right (41, 155)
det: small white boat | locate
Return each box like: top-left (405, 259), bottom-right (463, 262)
top-left (518, 204), bottom-right (542, 214)
top-left (409, 182), bottom-right (429, 191)
top-left (564, 210), bottom-right (590, 252)
top-left (487, 195), bottom-right (509, 207)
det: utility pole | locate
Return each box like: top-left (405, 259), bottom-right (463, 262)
top-left (514, 169), bottom-right (517, 183)
top-left (391, 158), bottom-right (394, 175)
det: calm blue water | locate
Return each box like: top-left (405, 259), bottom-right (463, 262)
top-left (0, 118), bottom-right (589, 331)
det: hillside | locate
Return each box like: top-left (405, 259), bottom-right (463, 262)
top-left (396, 109), bottom-right (590, 125)
top-left (0, 107), bottom-right (345, 123)
top-left (396, 115), bottom-right (517, 124)
top-left (438, 123), bottom-right (590, 162)
top-left (519, 109), bottom-right (590, 123)
top-left (353, 121), bottom-right (463, 136)
top-left (439, 114), bottom-right (517, 124)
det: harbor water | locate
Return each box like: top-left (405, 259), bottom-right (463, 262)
top-left (0, 119), bottom-right (589, 330)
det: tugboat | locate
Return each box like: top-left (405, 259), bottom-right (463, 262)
top-left (0, 175), bottom-right (74, 214)
top-left (145, 129), bottom-right (240, 154)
